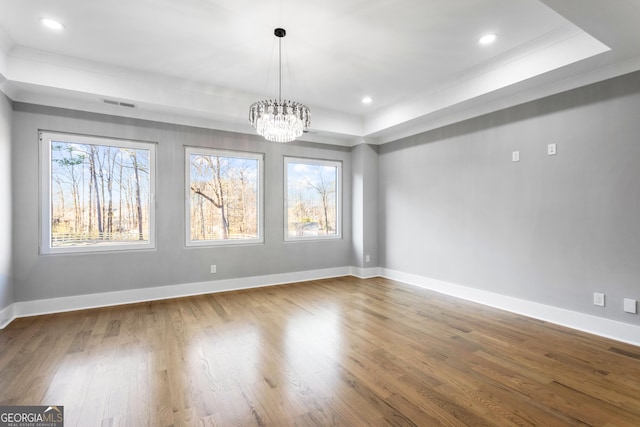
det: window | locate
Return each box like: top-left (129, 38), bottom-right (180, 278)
top-left (186, 147), bottom-right (263, 246)
top-left (40, 131), bottom-right (156, 254)
top-left (285, 157), bottom-right (342, 240)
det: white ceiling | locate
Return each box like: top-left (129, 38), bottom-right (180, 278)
top-left (1, 0), bottom-right (639, 146)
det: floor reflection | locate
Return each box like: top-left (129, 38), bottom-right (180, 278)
top-left (284, 307), bottom-right (343, 387)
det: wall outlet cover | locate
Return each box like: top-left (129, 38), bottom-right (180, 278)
top-left (593, 292), bottom-right (605, 307)
top-left (624, 298), bottom-right (637, 314)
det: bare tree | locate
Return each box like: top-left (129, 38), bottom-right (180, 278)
top-left (49, 141), bottom-right (151, 246)
top-left (89, 145), bottom-right (103, 236)
top-left (191, 156), bottom-right (229, 239)
top-left (118, 153), bottom-right (123, 233)
top-left (130, 151), bottom-right (144, 240)
top-left (105, 147), bottom-right (116, 235)
top-left (198, 194), bottom-right (206, 239)
top-left (52, 145), bottom-right (85, 233)
top-left (305, 169), bottom-right (335, 234)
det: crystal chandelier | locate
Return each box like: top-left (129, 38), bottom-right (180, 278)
top-left (249, 28), bottom-right (310, 143)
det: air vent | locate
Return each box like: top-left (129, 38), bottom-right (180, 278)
top-left (103, 99), bottom-right (136, 108)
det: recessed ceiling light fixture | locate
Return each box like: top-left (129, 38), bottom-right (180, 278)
top-left (249, 28), bottom-right (310, 143)
top-left (40, 18), bottom-right (64, 31)
top-left (362, 96), bottom-right (373, 104)
top-left (478, 33), bottom-right (497, 45)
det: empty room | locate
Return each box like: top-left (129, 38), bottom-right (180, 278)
top-left (1, 0), bottom-right (639, 425)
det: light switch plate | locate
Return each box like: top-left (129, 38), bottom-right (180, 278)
top-left (624, 298), bottom-right (637, 314)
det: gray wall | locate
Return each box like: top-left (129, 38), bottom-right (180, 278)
top-left (9, 70), bottom-right (640, 329)
top-left (378, 70), bottom-right (640, 325)
top-left (12, 103), bottom-right (352, 302)
top-left (351, 144), bottom-right (379, 268)
top-left (0, 94), bottom-right (12, 314)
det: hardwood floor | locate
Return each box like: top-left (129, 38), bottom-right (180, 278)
top-left (1, 277), bottom-right (639, 426)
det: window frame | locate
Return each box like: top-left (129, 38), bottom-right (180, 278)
top-left (39, 131), bottom-right (157, 255)
top-left (284, 156), bottom-right (342, 242)
top-left (185, 146), bottom-right (264, 247)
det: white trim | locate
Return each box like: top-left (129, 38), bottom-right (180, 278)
top-left (380, 268), bottom-right (640, 347)
top-left (2, 266), bottom-right (639, 348)
top-left (3, 267), bottom-right (350, 326)
top-left (284, 156), bottom-right (342, 241)
top-left (349, 266), bottom-right (382, 279)
top-left (185, 146), bottom-right (264, 247)
top-left (0, 303), bottom-right (14, 329)
top-left (39, 131), bottom-right (157, 254)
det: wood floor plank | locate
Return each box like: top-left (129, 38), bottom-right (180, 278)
top-left (1, 276), bottom-right (639, 426)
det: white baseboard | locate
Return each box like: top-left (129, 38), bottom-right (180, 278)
top-left (380, 268), bottom-right (640, 347)
top-left (0, 303), bottom-right (13, 329)
top-left (349, 266), bottom-right (382, 279)
top-left (1, 266), bottom-right (351, 328)
top-left (3, 266), bottom-right (639, 348)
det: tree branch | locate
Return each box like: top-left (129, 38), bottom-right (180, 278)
top-left (191, 186), bottom-right (222, 208)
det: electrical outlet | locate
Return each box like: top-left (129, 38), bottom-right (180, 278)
top-left (210, 265), bottom-right (217, 274)
top-left (547, 143), bottom-right (557, 156)
top-left (512, 151), bottom-right (520, 162)
top-left (593, 292), bottom-right (605, 307)
top-left (365, 254), bottom-right (370, 263)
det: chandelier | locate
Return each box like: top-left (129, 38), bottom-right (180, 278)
top-left (249, 28), bottom-right (310, 143)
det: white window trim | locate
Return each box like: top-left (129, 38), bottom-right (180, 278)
top-left (185, 146), bottom-right (264, 247)
top-left (284, 156), bottom-right (342, 242)
top-left (40, 131), bottom-right (157, 255)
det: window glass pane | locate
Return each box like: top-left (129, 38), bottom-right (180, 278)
top-left (285, 158), bottom-right (341, 240)
top-left (187, 148), bottom-right (262, 245)
top-left (41, 132), bottom-right (155, 253)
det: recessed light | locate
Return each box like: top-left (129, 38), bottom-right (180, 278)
top-left (478, 33), bottom-right (497, 45)
top-left (40, 18), bottom-right (64, 31)
top-left (362, 96), bottom-right (372, 104)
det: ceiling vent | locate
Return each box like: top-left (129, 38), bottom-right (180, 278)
top-left (103, 99), bottom-right (135, 108)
